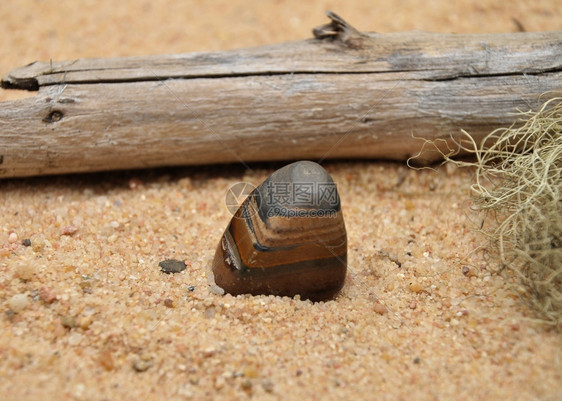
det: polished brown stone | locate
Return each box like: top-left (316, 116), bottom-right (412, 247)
top-left (212, 161), bottom-right (347, 301)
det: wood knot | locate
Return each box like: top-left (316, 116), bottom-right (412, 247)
top-left (43, 110), bottom-right (63, 123)
top-left (312, 11), bottom-right (368, 49)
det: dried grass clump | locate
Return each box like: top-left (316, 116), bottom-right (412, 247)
top-left (420, 97), bottom-right (562, 326)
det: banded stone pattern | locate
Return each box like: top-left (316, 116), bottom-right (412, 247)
top-left (212, 161), bottom-right (347, 301)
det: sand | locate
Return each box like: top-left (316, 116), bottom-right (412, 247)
top-left (1, 1), bottom-right (561, 400)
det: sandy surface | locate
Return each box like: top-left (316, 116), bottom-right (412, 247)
top-left (1, 1), bottom-right (561, 400)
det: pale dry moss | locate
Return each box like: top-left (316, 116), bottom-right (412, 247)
top-left (413, 96), bottom-right (562, 326)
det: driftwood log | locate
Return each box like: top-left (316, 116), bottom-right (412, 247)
top-left (1, 12), bottom-right (561, 178)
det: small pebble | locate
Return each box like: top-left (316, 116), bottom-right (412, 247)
top-left (208, 284), bottom-right (225, 295)
top-left (409, 282), bottom-right (422, 293)
top-left (8, 232), bottom-right (18, 243)
top-left (67, 332), bottom-right (83, 346)
top-left (98, 351), bottom-right (115, 371)
top-left (261, 379), bottom-right (274, 393)
top-left (409, 301), bottom-right (417, 309)
top-left (204, 307), bottom-right (216, 319)
top-left (159, 259), bottom-right (186, 274)
top-left (373, 303), bottom-right (387, 315)
top-left (61, 315), bottom-right (77, 329)
top-left (243, 366), bottom-right (259, 379)
top-left (241, 379), bottom-right (253, 394)
top-left (22, 238), bottom-right (32, 247)
top-left (164, 298), bottom-right (174, 308)
top-left (201, 347), bottom-right (216, 358)
top-left (413, 357), bottom-right (421, 364)
top-left (15, 263), bottom-right (35, 281)
top-left (214, 376), bottom-right (226, 390)
top-left (404, 201), bottom-right (415, 211)
top-left (8, 293), bottom-right (28, 313)
top-left (78, 315), bottom-right (94, 330)
top-left (39, 287), bottom-right (57, 304)
top-left (31, 236), bottom-right (46, 252)
top-left (61, 225), bottom-right (78, 236)
top-left (79, 279), bottom-right (93, 291)
top-left (133, 356), bottom-right (154, 372)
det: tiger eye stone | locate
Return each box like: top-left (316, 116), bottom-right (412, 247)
top-left (211, 161), bottom-right (347, 301)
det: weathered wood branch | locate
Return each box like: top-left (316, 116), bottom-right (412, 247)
top-left (1, 11), bottom-right (561, 178)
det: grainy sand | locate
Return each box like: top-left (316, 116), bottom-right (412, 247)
top-left (1, 1), bottom-right (561, 400)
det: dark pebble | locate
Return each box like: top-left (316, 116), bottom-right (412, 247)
top-left (413, 357), bottom-right (421, 364)
top-left (159, 259), bottom-right (186, 274)
top-left (22, 238), bottom-right (32, 247)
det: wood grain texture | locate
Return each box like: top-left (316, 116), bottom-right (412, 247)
top-left (0, 12), bottom-right (561, 178)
